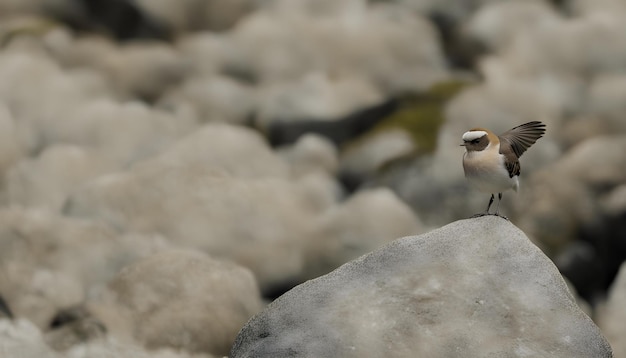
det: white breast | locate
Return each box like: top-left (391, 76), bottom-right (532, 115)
top-left (463, 143), bottom-right (519, 193)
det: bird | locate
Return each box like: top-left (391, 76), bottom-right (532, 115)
top-left (461, 121), bottom-right (546, 219)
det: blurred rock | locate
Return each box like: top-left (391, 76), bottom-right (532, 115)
top-left (586, 73), bottom-right (626, 133)
top-left (339, 129), bottom-right (416, 183)
top-left (254, 72), bottom-right (383, 127)
top-left (64, 164), bottom-right (320, 291)
top-left (597, 262), bottom-right (626, 358)
top-left (224, 0), bottom-right (447, 91)
top-left (136, 0), bottom-right (256, 33)
top-left (45, 304), bottom-right (106, 351)
top-left (277, 134), bottom-right (339, 178)
top-left (465, 0), bottom-right (562, 53)
top-left (51, 0), bottom-right (172, 41)
top-left (45, 99), bottom-right (197, 166)
top-left (600, 184), bottom-right (626, 217)
top-left (514, 136), bottom-right (626, 297)
top-left (47, 35), bottom-right (188, 101)
top-left (0, 208), bottom-right (171, 327)
top-left (513, 169), bottom-right (595, 253)
top-left (0, 319), bottom-right (58, 358)
top-left (0, 295), bottom-right (13, 319)
top-left (6, 145), bottom-right (116, 211)
top-left (302, 188), bottom-right (422, 280)
top-left (159, 74), bottom-right (256, 124)
top-left (96, 250), bottom-right (262, 356)
top-left (135, 123), bottom-right (289, 179)
top-left (264, 96), bottom-right (399, 147)
top-left (65, 338), bottom-right (219, 358)
top-left (0, 50), bottom-right (111, 154)
top-left (0, 103), bottom-right (22, 180)
top-left (567, 0), bottom-right (626, 16)
top-left (559, 117), bottom-right (614, 150)
top-left (556, 135), bottom-right (626, 188)
top-left (231, 217), bottom-right (612, 358)
top-left (555, 241), bottom-right (606, 304)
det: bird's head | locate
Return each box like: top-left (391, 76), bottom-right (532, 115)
top-left (460, 128), bottom-right (496, 152)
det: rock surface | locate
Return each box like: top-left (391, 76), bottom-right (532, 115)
top-left (95, 249), bottom-right (262, 356)
top-left (231, 216), bottom-right (612, 358)
top-left (598, 262), bottom-right (626, 358)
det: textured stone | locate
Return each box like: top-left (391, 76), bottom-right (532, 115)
top-left (6, 145), bottom-right (116, 211)
top-left (598, 262), bottom-right (626, 358)
top-left (0, 208), bottom-right (170, 328)
top-left (231, 217), bottom-right (612, 358)
top-left (98, 250), bottom-right (262, 356)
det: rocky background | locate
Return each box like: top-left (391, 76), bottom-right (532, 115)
top-left (0, 0), bottom-right (624, 357)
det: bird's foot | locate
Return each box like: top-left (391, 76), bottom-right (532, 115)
top-left (493, 212), bottom-right (509, 221)
top-left (470, 212), bottom-right (509, 220)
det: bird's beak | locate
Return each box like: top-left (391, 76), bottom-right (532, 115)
top-left (460, 143), bottom-right (466, 147)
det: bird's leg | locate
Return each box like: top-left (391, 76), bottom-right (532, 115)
top-left (494, 193), bottom-right (509, 220)
top-left (471, 194), bottom-right (494, 218)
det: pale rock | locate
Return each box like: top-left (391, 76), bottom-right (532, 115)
top-left (160, 74), bottom-right (256, 124)
top-left (513, 169), bottom-right (596, 253)
top-left (0, 51), bottom-right (111, 154)
top-left (0, 208), bottom-right (171, 327)
top-left (98, 250), bottom-right (262, 356)
top-left (225, 2), bottom-right (446, 92)
top-left (586, 73), bottom-right (626, 132)
top-left (387, 0), bottom-right (501, 20)
top-left (6, 145), bottom-right (116, 211)
top-left (499, 12), bottom-right (626, 76)
top-left (512, 136), bottom-right (626, 252)
top-left (64, 166), bottom-right (320, 290)
top-left (231, 217), bottom-right (613, 358)
top-left (134, 123), bottom-right (289, 179)
top-left (568, 0), bottom-right (626, 17)
top-left (466, 0), bottom-right (563, 52)
top-left (597, 262), bottom-right (626, 358)
top-left (47, 33), bottom-right (187, 100)
top-left (600, 184), bottom-right (626, 217)
top-left (559, 117), bottom-right (614, 150)
top-left (0, 103), bottom-right (22, 182)
top-left (339, 129), bottom-right (416, 179)
top-left (136, 0), bottom-right (256, 32)
top-left (303, 188), bottom-right (422, 279)
top-left (557, 135), bottom-right (626, 187)
top-left (293, 172), bottom-right (342, 213)
top-left (278, 134), bottom-right (339, 178)
top-left (45, 99), bottom-right (197, 166)
top-left (66, 337), bottom-right (219, 358)
top-left (175, 32), bottom-right (229, 76)
top-left (96, 43), bottom-right (188, 101)
top-left (254, 72), bottom-right (382, 126)
top-left (445, 82), bottom-right (560, 137)
top-left (0, 319), bottom-right (58, 358)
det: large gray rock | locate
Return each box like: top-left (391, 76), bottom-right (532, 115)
top-left (231, 217), bottom-right (612, 358)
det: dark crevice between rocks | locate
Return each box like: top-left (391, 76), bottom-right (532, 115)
top-left (261, 97), bottom-right (401, 148)
top-left (557, 211), bottom-right (626, 306)
top-left (49, 0), bottom-right (173, 42)
top-left (0, 295), bottom-right (13, 319)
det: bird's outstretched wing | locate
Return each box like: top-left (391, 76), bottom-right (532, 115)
top-left (498, 121), bottom-right (546, 159)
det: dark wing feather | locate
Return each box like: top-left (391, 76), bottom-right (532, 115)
top-left (503, 153), bottom-right (521, 178)
top-left (498, 121), bottom-right (546, 158)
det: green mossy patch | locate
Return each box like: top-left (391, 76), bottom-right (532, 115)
top-left (344, 79), bottom-right (471, 158)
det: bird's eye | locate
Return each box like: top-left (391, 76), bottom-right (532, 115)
top-left (471, 139), bottom-right (479, 144)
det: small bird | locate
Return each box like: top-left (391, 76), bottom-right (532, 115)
top-left (461, 121), bottom-right (546, 219)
